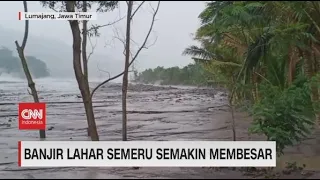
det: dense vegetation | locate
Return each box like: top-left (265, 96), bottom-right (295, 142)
top-left (138, 1), bottom-right (320, 155)
top-left (189, 1), bottom-right (320, 155)
top-left (134, 63), bottom-right (213, 86)
top-left (0, 47), bottom-right (50, 78)
top-left (134, 60), bottom-right (233, 87)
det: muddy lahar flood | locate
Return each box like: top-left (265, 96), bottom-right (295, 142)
top-left (1, 79), bottom-right (320, 179)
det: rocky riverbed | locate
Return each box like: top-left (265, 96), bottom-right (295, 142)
top-left (0, 78), bottom-right (319, 179)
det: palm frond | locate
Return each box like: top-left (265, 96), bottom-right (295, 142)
top-left (182, 46), bottom-right (214, 60)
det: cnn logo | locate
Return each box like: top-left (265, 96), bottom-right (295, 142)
top-left (21, 109), bottom-right (43, 120)
top-left (19, 103), bottom-right (46, 130)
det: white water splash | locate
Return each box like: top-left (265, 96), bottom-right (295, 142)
top-left (0, 73), bottom-right (24, 83)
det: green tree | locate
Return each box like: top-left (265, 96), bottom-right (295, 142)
top-left (184, 1), bottom-right (320, 154)
top-left (134, 63), bottom-right (209, 86)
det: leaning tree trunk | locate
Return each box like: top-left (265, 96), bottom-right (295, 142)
top-left (303, 47), bottom-right (320, 129)
top-left (229, 88), bottom-right (237, 141)
top-left (81, 0), bottom-right (99, 140)
top-left (288, 47), bottom-right (299, 85)
top-left (66, 1), bottom-right (99, 141)
top-left (311, 43), bottom-right (320, 128)
top-left (16, 1), bottom-right (45, 139)
top-left (313, 43), bottom-right (320, 128)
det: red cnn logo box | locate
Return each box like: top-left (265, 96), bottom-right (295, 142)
top-left (18, 103), bottom-right (46, 130)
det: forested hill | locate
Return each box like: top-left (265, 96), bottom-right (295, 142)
top-left (0, 26), bottom-right (123, 79)
top-left (0, 47), bottom-right (50, 78)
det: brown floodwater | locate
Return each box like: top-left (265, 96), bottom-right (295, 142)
top-left (0, 79), bottom-right (320, 178)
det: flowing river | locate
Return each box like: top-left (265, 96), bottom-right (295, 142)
top-left (0, 77), bottom-right (319, 178)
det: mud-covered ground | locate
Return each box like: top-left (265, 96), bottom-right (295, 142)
top-left (0, 79), bottom-right (320, 179)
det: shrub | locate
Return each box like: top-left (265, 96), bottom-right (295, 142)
top-left (249, 76), bottom-right (316, 155)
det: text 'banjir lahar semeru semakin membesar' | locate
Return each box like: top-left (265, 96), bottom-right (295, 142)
top-left (18, 141), bottom-right (276, 167)
top-left (25, 147), bottom-right (273, 160)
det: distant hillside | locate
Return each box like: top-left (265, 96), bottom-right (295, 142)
top-left (0, 47), bottom-right (50, 78)
top-left (0, 26), bottom-right (123, 80)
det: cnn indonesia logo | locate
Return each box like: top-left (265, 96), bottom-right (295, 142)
top-left (19, 103), bottom-right (46, 130)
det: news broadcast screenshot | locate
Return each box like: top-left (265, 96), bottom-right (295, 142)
top-left (1, 0), bottom-right (319, 179)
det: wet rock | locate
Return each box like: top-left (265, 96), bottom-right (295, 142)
top-left (0, 123), bottom-right (7, 127)
top-left (220, 92), bottom-right (228, 97)
top-left (307, 172), bottom-right (320, 179)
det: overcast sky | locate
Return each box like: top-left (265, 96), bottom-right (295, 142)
top-left (1, 1), bottom-right (205, 71)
